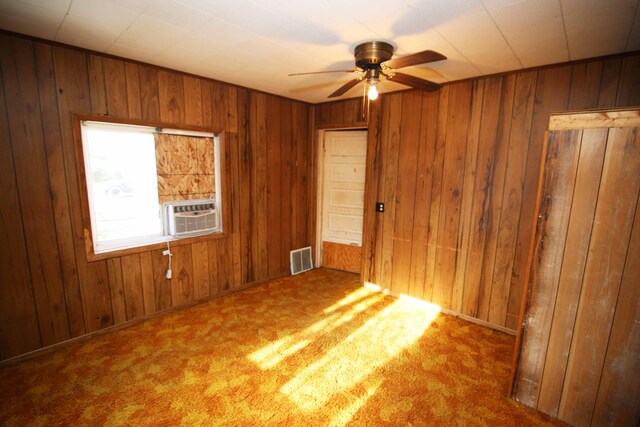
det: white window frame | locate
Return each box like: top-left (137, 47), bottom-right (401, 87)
top-left (80, 120), bottom-right (222, 254)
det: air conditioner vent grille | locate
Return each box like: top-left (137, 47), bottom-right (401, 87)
top-left (164, 198), bottom-right (220, 237)
top-left (172, 202), bottom-right (215, 213)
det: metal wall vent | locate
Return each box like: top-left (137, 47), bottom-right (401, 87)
top-left (290, 246), bottom-right (313, 275)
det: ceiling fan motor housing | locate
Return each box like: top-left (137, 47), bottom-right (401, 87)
top-left (354, 41), bottom-right (394, 69)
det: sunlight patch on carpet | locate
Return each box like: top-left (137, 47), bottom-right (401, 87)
top-left (327, 378), bottom-right (382, 427)
top-left (249, 291), bottom-right (385, 369)
top-left (280, 295), bottom-right (441, 411)
top-left (322, 287), bottom-right (372, 314)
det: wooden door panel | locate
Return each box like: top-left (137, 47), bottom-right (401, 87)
top-left (512, 110), bottom-right (640, 426)
top-left (321, 130), bottom-right (367, 273)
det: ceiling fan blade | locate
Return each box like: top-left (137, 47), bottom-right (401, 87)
top-left (328, 78), bottom-right (363, 98)
top-left (288, 69), bottom-right (358, 76)
top-left (384, 72), bottom-right (442, 92)
top-left (383, 50), bottom-right (447, 70)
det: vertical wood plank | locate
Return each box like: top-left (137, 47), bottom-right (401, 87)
top-left (591, 191), bottom-right (640, 426)
top-left (191, 242), bottom-right (210, 299)
top-left (461, 76), bottom-right (503, 317)
top-left (151, 249), bottom-right (171, 311)
top-left (344, 98), bottom-right (364, 124)
top-left (219, 133), bottom-right (236, 289)
top-left (201, 80), bottom-right (212, 127)
top-left (489, 71), bottom-right (537, 326)
top-left (330, 100), bottom-right (345, 125)
top-left (139, 65), bottom-right (160, 122)
top-left (290, 102), bottom-right (300, 254)
top-left (125, 62), bottom-right (142, 119)
top-left (291, 101), bottom-right (307, 250)
top-left (103, 57), bottom-right (128, 117)
top-left (536, 128), bottom-right (608, 416)
top-left (390, 91), bottom-right (422, 296)
top-left (33, 41), bottom-right (85, 338)
top-left (361, 99), bottom-right (383, 284)
top-left (316, 103), bottom-right (331, 127)
top-left (139, 252), bottom-right (156, 315)
top-left (616, 55), bottom-right (640, 106)
top-left (183, 76), bottom-right (203, 126)
top-left (596, 58), bottom-right (622, 108)
top-left (513, 129), bottom-right (583, 408)
top-left (211, 81), bottom-right (229, 130)
top-left (216, 239), bottom-right (233, 291)
top-left (253, 93), bottom-right (268, 281)
top-left (227, 87), bottom-right (238, 133)
top-left (237, 88), bottom-right (253, 284)
top-left (432, 82), bottom-right (472, 310)
top-left (158, 70), bottom-right (184, 124)
top-left (280, 100), bottom-right (293, 275)
top-left (227, 130), bottom-right (243, 288)
top-left (121, 254), bottom-right (145, 320)
top-left (106, 258), bottom-right (126, 324)
top-left (170, 244), bottom-right (194, 306)
top-left (299, 102), bottom-right (311, 250)
top-left (207, 240), bottom-right (219, 294)
top-left (423, 86), bottom-right (449, 301)
top-left (452, 79), bottom-right (484, 313)
top-left (476, 74), bottom-right (515, 321)
top-left (372, 96), bottom-right (391, 285)
top-left (507, 66), bottom-right (571, 327)
top-left (408, 92), bottom-right (439, 297)
top-left (567, 61), bottom-right (603, 109)
top-left (379, 93), bottom-right (403, 288)
top-left (558, 128), bottom-right (640, 425)
top-left (87, 54), bottom-right (107, 115)
top-left (266, 96), bottom-right (282, 278)
top-left (1, 37), bottom-right (71, 346)
top-left (0, 35), bottom-right (41, 358)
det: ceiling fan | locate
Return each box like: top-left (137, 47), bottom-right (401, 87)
top-left (289, 41), bottom-right (447, 100)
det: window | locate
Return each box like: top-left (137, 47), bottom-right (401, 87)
top-left (80, 120), bottom-right (222, 255)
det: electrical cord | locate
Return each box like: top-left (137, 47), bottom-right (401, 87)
top-left (163, 241), bottom-right (173, 279)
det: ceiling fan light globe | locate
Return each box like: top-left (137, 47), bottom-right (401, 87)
top-left (368, 84), bottom-right (379, 100)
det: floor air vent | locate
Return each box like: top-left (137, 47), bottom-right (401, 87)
top-left (290, 246), bottom-right (313, 275)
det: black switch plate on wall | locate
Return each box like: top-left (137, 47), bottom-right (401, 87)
top-left (376, 202), bottom-right (384, 212)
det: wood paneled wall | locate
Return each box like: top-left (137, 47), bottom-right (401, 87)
top-left (0, 33), bottom-right (313, 360)
top-left (315, 98), bottom-right (366, 129)
top-left (317, 53), bottom-right (640, 331)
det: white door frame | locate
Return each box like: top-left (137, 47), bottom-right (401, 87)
top-left (315, 127), bottom-right (367, 268)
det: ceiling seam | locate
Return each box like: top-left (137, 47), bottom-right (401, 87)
top-left (624, 0), bottom-right (640, 51)
top-left (407, 4), bottom-right (482, 80)
top-left (480, 0), bottom-right (524, 70)
top-left (53, 0), bottom-right (72, 41)
top-left (558, 0), bottom-right (571, 60)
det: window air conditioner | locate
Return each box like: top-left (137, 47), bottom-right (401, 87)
top-left (164, 199), bottom-right (219, 237)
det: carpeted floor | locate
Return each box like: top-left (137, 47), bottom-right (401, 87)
top-left (0, 268), bottom-right (562, 426)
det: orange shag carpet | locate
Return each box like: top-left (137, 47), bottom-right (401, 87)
top-left (0, 268), bottom-right (562, 426)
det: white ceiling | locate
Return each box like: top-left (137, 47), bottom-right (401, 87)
top-left (1, 0), bottom-right (638, 104)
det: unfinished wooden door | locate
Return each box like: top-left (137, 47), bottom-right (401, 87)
top-left (512, 110), bottom-right (640, 426)
top-left (320, 130), bottom-right (367, 273)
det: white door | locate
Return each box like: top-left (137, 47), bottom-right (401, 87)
top-left (320, 130), bottom-right (367, 272)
